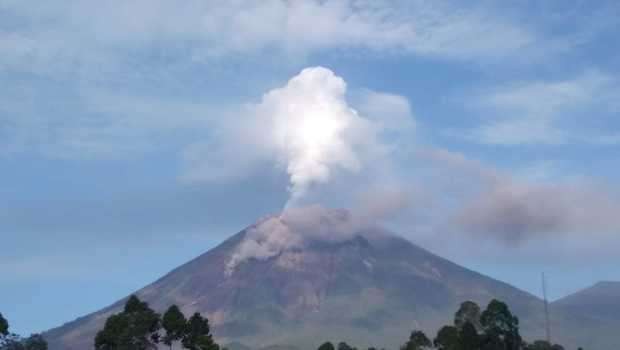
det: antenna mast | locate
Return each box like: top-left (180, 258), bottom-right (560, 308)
top-left (542, 272), bottom-right (551, 343)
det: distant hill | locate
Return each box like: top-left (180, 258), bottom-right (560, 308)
top-left (553, 281), bottom-right (620, 320)
top-left (43, 208), bottom-right (616, 350)
top-left (549, 281), bottom-right (620, 348)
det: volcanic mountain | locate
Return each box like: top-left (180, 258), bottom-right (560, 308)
top-left (43, 207), bottom-right (609, 349)
top-left (549, 281), bottom-right (620, 348)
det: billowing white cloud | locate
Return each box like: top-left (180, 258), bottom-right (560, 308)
top-left (256, 67), bottom-right (375, 203)
top-left (183, 66), bottom-right (414, 206)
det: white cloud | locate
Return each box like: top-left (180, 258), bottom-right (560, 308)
top-left (0, 0), bottom-right (541, 78)
top-left (182, 66), bottom-right (414, 206)
top-left (353, 90), bottom-right (416, 133)
top-left (464, 70), bottom-right (619, 145)
top-left (0, 85), bottom-right (215, 159)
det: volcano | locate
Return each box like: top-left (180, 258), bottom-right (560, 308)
top-left (43, 207), bottom-right (612, 349)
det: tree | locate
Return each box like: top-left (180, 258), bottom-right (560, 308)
top-left (458, 322), bottom-right (479, 350)
top-left (337, 342), bottom-right (355, 350)
top-left (94, 313), bottom-right (130, 350)
top-left (182, 313), bottom-right (219, 350)
top-left (523, 340), bottom-right (565, 350)
top-left (318, 342), bottom-right (335, 350)
top-left (22, 335), bottom-right (47, 350)
top-left (401, 330), bottom-right (431, 350)
top-left (0, 313), bottom-right (22, 350)
top-left (480, 299), bottom-right (522, 350)
top-left (0, 340), bottom-right (24, 350)
top-left (0, 313), bottom-right (8, 338)
top-left (454, 301), bottom-right (482, 331)
top-left (433, 326), bottom-right (459, 350)
top-left (94, 295), bottom-right (161, 350)
top-left (162, 305), bottom-right (186, 350)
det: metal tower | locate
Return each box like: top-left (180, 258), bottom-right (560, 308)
top-left (542, 272), bottom-right (551, 343)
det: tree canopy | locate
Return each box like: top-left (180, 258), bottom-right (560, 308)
top-left (0, 313), bottom-right (8, 338)
top-left (94, 295), bottom-right (161, 350)
top-left (0, 313), bottom-right (48, 350)
top-left (318, 342), bottom-right (336, 350)
top-left (94, 298), bottom-right (221, 350)
top-left (401, 330), bottom-right (432, 350)
top-left (182, 313), bottom-right (219, 350)
top-left (162, 305), bottom-right (187, 350)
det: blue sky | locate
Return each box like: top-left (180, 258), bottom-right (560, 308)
top-left (1, 0), bottom-right (619, 336)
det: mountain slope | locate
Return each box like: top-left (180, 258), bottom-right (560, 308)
top-left (549, 281), bottom-right (620, 349)
top-left (43, 208), bottom-right (603, 350)
top-left (553, 281), bottom-right (620, 320)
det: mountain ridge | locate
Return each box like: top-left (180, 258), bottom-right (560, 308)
top-left (42, 208), bottom-right (615, 350)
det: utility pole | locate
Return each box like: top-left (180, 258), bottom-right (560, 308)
top-left (542, 272), bottom-right (551, 343)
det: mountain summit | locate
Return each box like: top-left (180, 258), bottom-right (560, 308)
top-left (43, 207), bottom-right (607, 349)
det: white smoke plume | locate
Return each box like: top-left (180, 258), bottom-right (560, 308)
top-left (254, 66), bottom-right (379, 205)
top-left (183, 66), bottom-right (412, 206)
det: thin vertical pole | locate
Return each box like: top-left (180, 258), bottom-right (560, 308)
top-left (542, 272), bottom-right (551, 343)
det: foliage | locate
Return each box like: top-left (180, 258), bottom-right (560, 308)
top-left (318, 342), bottom-right (335, 350)
top-left (458, 322), bottom-right (479, 350)
top-left (94, 295), bottom-right (160, 350)
top-left (433, 326), bottom-right (459, 350)
top-left (22, 335), bottom-right (47, 350)
top-left (401, 330), bottom-right (432, 350)
top-left (0, 314), bottom-right (8, 338)
top-left (387, 299), bottom-right (574, 350)
top-left (94, 299), bottom-right (222, 350)
top-left (182, 313), bottom-right (219, 350)
top-left (0, 314), bottom-right (47, 350)
top-left (162, 305), bottom-right (187, 349)
top-left (454, 301), bottom-right (482, 331)
top-left (480, 299), bottom-right (521, 350)
top-left (337, 342), bottom-right (356, 350)
top-left (523, 340), bottom-right (565, 350)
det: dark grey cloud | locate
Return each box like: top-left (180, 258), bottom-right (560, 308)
top-left (418, 148), bottom-right (620, 243)
top-left (454, 181), bottom-right (620, 242)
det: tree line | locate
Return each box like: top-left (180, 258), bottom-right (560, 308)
top-left (94, 295), bottom-right (220, 350)
top-left (2, 297), bottom-right (581, 350)
top-left (0, 312), bottom-right (47, 350)
top-left (317, 300), bottom-right (575, 350)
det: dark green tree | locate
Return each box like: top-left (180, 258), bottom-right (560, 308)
top-left (454, 301), bottom-right (482, 331)
top-left (182, 313), bottom-right (219, 350)
top-left (0, 313), bottom-right (21, 350)
top-left (22, 335), bottom-right (47, 350)
top-left (0, 340), bottom-right (24, 350)
top-left (523, 340), bottom-right (565, 350)
top-left (480, 299), bottom-right (522, 350)
top-left (401, 330), bottom-right (431, 350)
top-left (433, 326), bottom-right (459, 350)
top-left (94, 295), bottom-right (160, 350)
top-left (337, 342), bottom-right (355, 350)
top-left (318, 342), bottom-right (335, 350)
top-left (94, 313), bottom-right (130, 350)
top-left (0, 313), bottom-right (8, 338)
top-left (162, 305), bottom-right (186, 350)
top-left (458, 322), bottom-right (479, 350)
